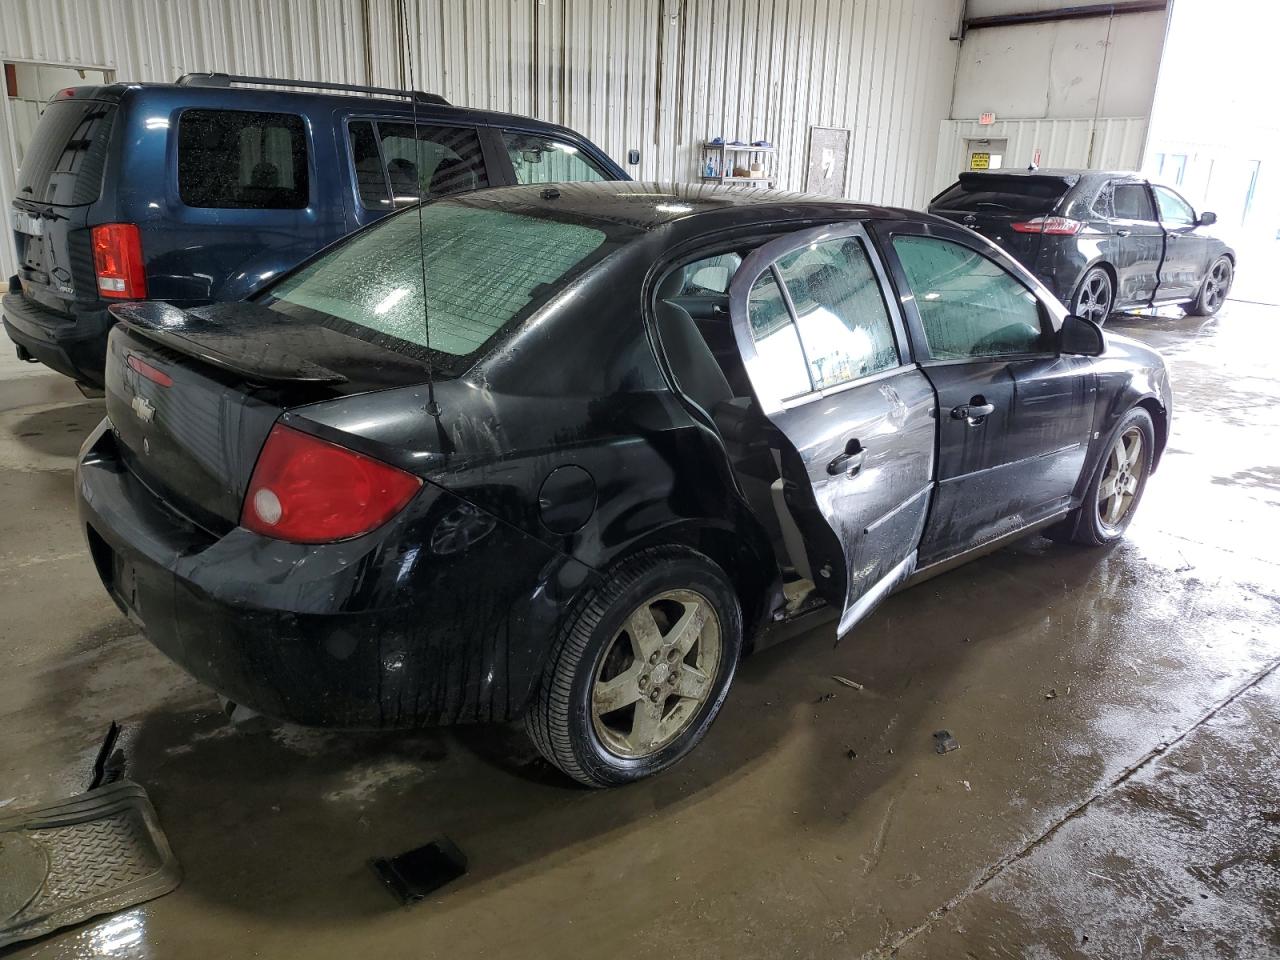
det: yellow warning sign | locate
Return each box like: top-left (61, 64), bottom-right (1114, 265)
top-left (969, 152), bottom-right (990, 170)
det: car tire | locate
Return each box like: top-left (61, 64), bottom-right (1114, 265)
top-left (1186, 256), bottom-right (1232, 316)
top-left (1048, 407), bottom-right (1155, 546)
top-left (524, 546), bottom-right (743, 788)
top-left (1070, 267), bottom-right (1114, 326)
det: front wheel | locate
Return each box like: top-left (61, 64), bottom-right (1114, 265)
top-left (1049, 407), bottom-right (1155, 546)
top-left (1071, 267), bottom-right (1114, 326)
top-left (525, 547), bottom-right (742, 787)
top-left (1186, 256), bottom-right (1232, 316)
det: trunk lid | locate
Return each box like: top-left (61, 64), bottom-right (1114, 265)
top-left (104, 301), bottom-right (434, 532)
top-left (12, 94), bottom-right (118, 315)
top-left (929, 172), bottom-right (1076, 270)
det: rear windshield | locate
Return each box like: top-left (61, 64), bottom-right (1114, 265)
top-left (263, 200), bottom-right (633, 367)
top-left (932, 174), bottom-right (1071, 216)
top-left (15, 99), bottom-right (116, 206)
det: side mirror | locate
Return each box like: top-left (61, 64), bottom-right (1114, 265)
top-left (1060, 313), bottom-right (1105, 356)
top-left (1198, 210), bottom-right (1217, 226)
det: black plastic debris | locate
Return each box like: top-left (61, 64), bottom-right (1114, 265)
top-left (372, 838), bottom-right (468, 905)
top-left (933, 730), bottom-right (960, 754)
top-left (88, 721), bottom-right (125, 790)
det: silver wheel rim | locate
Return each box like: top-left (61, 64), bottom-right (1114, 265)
top-left (1203, 258), bottom-right (1231, 311)
top-left (1076, 271), bottom-right (1111, 325)
top-left (1098, 426), bottom-right (1144, 531)
top-left (591, 589), bottom-right (722, 759)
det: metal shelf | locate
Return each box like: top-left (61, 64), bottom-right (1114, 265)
top-left (702, 142), bottom-right (775, 153)
top-left (701, 175), bottom-right (774, 184)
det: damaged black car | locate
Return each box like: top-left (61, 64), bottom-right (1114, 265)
top-left (76, 181), bottom-right (1172, 787)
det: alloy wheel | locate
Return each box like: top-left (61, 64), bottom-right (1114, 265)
top-left (591, 589), bottom-right (722, 759)
top-left (1098, 426), bottom-right (1145, 531)
top-left (1075, 271), bottom-right (1112, 325)
top-left (1203, 258), bottom-right (1232, 312)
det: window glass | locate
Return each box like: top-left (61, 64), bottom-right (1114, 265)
top-left (774, 238), bottom-right (898, 389)
top-left (372, 123), bottom-right (488, 207)
top-left (931, 174), bottom-right (1069, 216)
top-left (1153, 185), bottom-right (1195, 225)
top-left (1113, 183), bottom-right (1156, 221)
top-left (1090, 183), bottom-right (1115, 220)
top-left (266, 202), bottom-right (618, 361)
top-left (15, 99), bottom-right (116, 206)
top-left (503, 132), bottom-right (609, 184)
top-left (892, 236), bottom-right (1049, 360)
top-left (746, 270), bottom-right (812, 401)
top-left (178, 110), bottom-right (308, 209)
top-left (349, 120), bottom-right (389, 209)
top-left (679, 252), bottom-right (741, 295)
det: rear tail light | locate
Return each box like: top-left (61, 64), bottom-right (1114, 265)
top-left (1010, 216), bottom-right (1083, 236)
top-left (125, 354), bottom-right (173, 387)
top-left (91, 223), bottom-right (147, 299)
top-left (242, 424), bottom-right (422, 544)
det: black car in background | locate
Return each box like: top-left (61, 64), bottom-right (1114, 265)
top-left (929, 169), bottom-right (1235, 323)
top-left (76, 182), bottom-right (1171, 788)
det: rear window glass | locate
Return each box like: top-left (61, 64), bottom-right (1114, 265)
top-left (264, 200), bottom-right (630, 365)
top-left (348, 121), bottom-right (488, 210)
top-left (932, 175), bottom-right (1070, 215)
top-left (178, 109), bottom-right (308, 209)
top-left (15, 99), bottom-right (116, 206)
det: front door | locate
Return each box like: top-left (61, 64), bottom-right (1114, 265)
top-left (872, 221), bottom-right (1095, 568)
top-left (727, 224), bottom-right (935, 636)
top-left (1152, 184), bottom-right (1209, 301)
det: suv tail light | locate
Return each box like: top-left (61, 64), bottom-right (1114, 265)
top-left (242, 424), bottom-right (422, 543)
top-left (91, 223), bottom-right (147, 298)
top-left (1010, 216), bottom-right (1083, 236)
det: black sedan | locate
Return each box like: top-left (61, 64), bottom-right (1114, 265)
top-left (76, 182), bottom-right (1171, 787)
top-left (929, 169), bottom-right (1235, 323)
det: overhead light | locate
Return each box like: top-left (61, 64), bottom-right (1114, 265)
top-left (655, 203), bottom-right (693, 214)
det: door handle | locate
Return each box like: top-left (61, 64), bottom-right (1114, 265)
top-left (1115, 229), bottom-right (1132, 237)
top-left (827, 439), bottom-right (866, 476)
top-left (950, 397), bottom-right (995, 423)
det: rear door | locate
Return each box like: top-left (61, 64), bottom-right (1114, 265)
top-left (1152, 184), bottom-right (1208, 301)
top-left (1107, 180), bottom-right (1164, 305)
top-left (872, 220), bottom-right (1095, 567)
top-left (727, 223), bottom-right (935, 636)
top-left (11, 94), bottom-right (117, 313)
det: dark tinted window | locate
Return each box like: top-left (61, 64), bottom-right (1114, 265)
top-left (1113, 183), bottom-right (1156, 221)
top-left (15, 99), bottom-right (116, 206)
top-left (503, 132), bottom-right (609, 184)
top-left (178, 110), bottom-right (308, 209)
top-left (354, 123), bottom-right (487, 208)
top-left (1091, 183), bottom-right (1115, 220)
top-left (932, 174), bottom-right (1070, 215)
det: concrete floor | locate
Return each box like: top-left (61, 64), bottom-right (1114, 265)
top-left (1, 302), bottom-right (1277, 959)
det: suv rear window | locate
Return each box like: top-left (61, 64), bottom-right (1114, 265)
top-left (15, 98), bottom-right (116, 206)
top-left (178, 109), bottom-right (308, 209)
top-left (264, 199), bottom-right (632, 365)
top-left (932, 174), bottom-right (1072, 216)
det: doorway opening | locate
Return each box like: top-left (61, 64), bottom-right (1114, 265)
top-left (965, 138), bottom-right (1007, 172)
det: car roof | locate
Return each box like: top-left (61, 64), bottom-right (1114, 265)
top-left (955, 168), bottom-right (1144, 182)
top-left (458, 180), bottom-right (936, 231)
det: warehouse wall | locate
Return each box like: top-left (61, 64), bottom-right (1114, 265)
top-left (936, 1), bottom-right (1169, 191)
top-left (0, 0), bottom-right (963, 274)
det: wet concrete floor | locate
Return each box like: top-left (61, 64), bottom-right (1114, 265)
top-left (0, 302), bottom-right (1277, 958)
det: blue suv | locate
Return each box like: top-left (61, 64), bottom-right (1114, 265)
top-left (4, 73), bottom-right (627, 387)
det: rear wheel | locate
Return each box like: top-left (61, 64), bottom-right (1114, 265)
top-left (1186, 256), bottom-right (1232, 316)
top-left (525, 547), bottom-right (742, 787)
top-left (1071, 267), bottom-right (1113, 325)
top-left (1049, 407), bottom-right (1155, 546)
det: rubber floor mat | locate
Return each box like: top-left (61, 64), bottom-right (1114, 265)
top-left (0, 780), bottom-right (180, 948)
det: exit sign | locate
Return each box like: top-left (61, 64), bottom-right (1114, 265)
top-left (978, 111), bottom-right (996, 125)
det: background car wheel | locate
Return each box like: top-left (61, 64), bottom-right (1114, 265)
top-left (1186, 256), bottom-right (1232, 316)
top-left (1047, 407), bottom-right (1155, 547)
top-left (1071, 267), bottom-right (1113, 325)
top-left (525, 546), bottom-right (743, 788)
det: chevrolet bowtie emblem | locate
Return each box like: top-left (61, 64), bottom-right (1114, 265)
top-left (131, 395), bottom-right (155, 424)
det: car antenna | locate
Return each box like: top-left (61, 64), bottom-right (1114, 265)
top-left (399, 0), bottom-right (453, 455)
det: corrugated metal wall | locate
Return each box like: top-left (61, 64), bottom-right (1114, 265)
top-left (932, 116), bottom-right (1150, 194)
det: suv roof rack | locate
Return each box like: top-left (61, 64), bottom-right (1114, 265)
top-left (175, 72), bottom-right (449, 106)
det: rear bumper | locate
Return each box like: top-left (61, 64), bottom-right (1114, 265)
top-left (75, 421), bottom-right (593, 728)
top-left (2, 290), bottom-right (112, 385)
